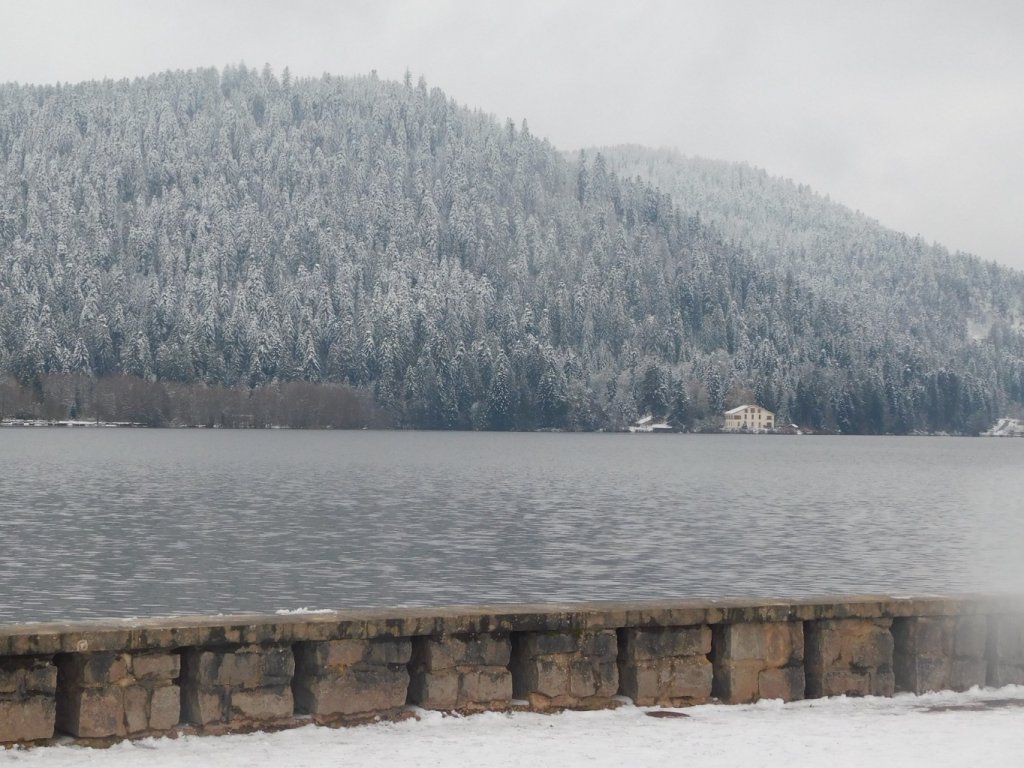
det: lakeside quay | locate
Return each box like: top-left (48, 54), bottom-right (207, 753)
top-left (2, 595), bottom-right (1023, 747)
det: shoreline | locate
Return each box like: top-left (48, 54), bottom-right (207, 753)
top-left (0, 419), bottom-right (1011, 436)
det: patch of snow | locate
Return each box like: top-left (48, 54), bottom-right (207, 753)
top-left (967, 318), bottom-right (993, 341)
top-left (4, 686), bottom-right (1023, 767)
top-left (983, 418), bottom-right (1024, 437)
top-left (273, 607), bottom-right (336, 615)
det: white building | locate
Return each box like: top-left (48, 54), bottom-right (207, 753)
top-left (723, 404), bottom-right (775, 432)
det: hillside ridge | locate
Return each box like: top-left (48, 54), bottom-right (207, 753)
top-left (1, 66), bottom-right (1021, 432)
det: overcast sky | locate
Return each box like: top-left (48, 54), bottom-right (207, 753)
top-left (3, 0), bottom-right (1022, 269)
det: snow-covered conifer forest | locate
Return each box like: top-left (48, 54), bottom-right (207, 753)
top-left (1, 66), bottom-right (1022, 432)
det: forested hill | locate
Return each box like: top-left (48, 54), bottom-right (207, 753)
top-left (0, 67), bottom-right (1021, 433)
top-left (599, 145), bottom-right (1024, 359)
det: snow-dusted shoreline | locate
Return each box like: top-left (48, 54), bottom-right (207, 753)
top-left (0, 419), bottom-right (142, 428)
top-left (4, 686), bottom-right (1023, 768)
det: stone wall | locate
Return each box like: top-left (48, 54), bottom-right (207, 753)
top-left (294, 637), bottom-right (411, 723)
top-left (181, 644), bottom-right (294, 732)
top-left (618, 626), bottom-right (712, 706)
top-left (408, 633), bottom-right (512, 712)
top-left (0, 595), bottom-right (1022, 747)
top-left (55, 651), bottom-right (179, 738)
top-left (0, 657), bottom-right (56, 743)
top-left (892, 616), bottom-right (988, 693)
top-left (805, 618), bottom-right (894, 698)
top-left (712, 621), bottom-right (804, 703)
top-left (988, 614), bottom-right (1024, 686)
top-left (511, 629), bottom-right (618, 710)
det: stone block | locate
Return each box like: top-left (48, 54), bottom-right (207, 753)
top-left (294, 669), bottom-right (405, 716)
top-left (0, 696), bottom-right (56, 743)
top-left (182, 688), bottom-right (223, 726)
top-left (713, 661), bottom-right (760, 703)
top-left (821, 670), bottom-right (871, 696)
top-left (460, 667), bottom-right (513, 704)
top-left (131, 652), bottom-right (181, 681)
top-left (408, 633), bottom-right (513, 712)
top-left (301, 639), bottom-right (366, 669)
top-left (192, 645), bottom-right (293, 688)
top-left (149, 685), bottom-right (182, 731)
top-left (26, 664), bottom-right (59, 694)
top-left (805, 618), bottom-right (894, 698)
top-left (180, 645), bottom-right (294, 728)
top-left (58, 688), bottom-right (125, 738)
top-left (55, 651), bottom-right (181, 738)
top-left (416, 634), bottom-right (511, 669)
top-left (619, 626), bottom-right (711, 662)
top-left (712, 622), bottom-right (804, 703)
top-left (293, 646), bottom-right (410, 719)
top-left (987, 615), bottom-right (1024, 686)
top-left (580, 631), bottom-right (618, 661)
top-left (512, 630), bottom-right (618, 710)
top-left (124, 686), bottom-right (150, 734)
top-left (231, 687), bottom-right (294, 721)
top-left (717, 622), bottom-right (803, 666)
top-left (514, 655), bottom-right (567, 699)
top-left (568, 659), bottom-right (617, 699)
top-left (59, 653), bottom-right (130, 687)
top-left (364, 638), bottom-right (413, 666)
top-left (618, 626), bottom-right (714, 707)
top-left (893, 616), bottom-right (988, 693)
top-left (953, 616), bottom-right (988, 659)
top-left (0, 658), bottom-right (58, 742)
top-left (296, 637), bottom-right (413, 672)
top-left (516, 632), bottom-right (579, 657)
top-left (408, 667), bottom-right (459, 710)
top-left (990, 615), bottom-right (1023, 658)
top-left (758, 666), bottom-right (805, 701)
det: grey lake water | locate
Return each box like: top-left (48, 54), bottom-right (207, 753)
top-left (1, 430), bottom-right (1023, 624)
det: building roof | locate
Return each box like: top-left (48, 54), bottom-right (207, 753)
top-left (725, 404), bottom-right (754, 415)
top-left (724, 404), bottom-right (775, 415)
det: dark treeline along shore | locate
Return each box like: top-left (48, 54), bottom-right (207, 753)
top-left (0, 373), bottom-right (384, 427)
top-left (1, 65), bottom-right (1023, 432)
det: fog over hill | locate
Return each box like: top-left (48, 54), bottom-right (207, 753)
top-left (1, 67), bottom-right (1022, 432)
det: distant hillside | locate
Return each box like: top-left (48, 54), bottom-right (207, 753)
top-left (599, 146), bottom-right (1024, 337)
top-left (599, 145), bottom-right (1024, 429)
top-left (0, 67), bottom-right (1021, 432)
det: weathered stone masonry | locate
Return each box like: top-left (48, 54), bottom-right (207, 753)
top-left (294, 637), bottom-right (411, 723)
top-left (56, 651), bottom-right (180, 738)
top-left (893, 615), bottom-right (988, 693)
top-left (181, 644), bottom-right (294, 731)
top-left (511, 629), bottom-right (618, 710)
top-left (619, 625), bottom-right (712, 706)
top-left (806, 618), bottom-right (894, 698)
top-left (988, 614), bottom-right (1024, 686)
top-left (0, 657), bottom-right (56, 743)
top-left (1, 595), bottom-right (1022, 747)
top-left (409, 633), bottom-right (512, 711)
top-left (713, 621), bottom-right (804, 703)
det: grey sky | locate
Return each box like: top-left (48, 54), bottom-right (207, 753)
top-left (3, 0), bottom-right (1023, 269)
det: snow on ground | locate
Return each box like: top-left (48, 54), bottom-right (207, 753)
top-left (272, 607), bottom-right (336, 615)
top-left (3, 686), bottom-right (1024, 768)
top-left (984, 418), bottom-right (1024, 437)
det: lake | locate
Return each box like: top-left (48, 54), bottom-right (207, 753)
top-left (1, 430), bottom-right (1022, 624)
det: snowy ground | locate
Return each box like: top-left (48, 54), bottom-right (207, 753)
top-left (3, 686), bottom-right (1024, 768)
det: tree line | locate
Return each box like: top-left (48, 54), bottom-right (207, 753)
top-left (0, 374), bottom-right (384, 428)
top-left (0, 66), bottom-right (1021, 433)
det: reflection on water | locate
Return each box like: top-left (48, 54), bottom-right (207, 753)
top-left (1, 430), bottom-right (1022, 623)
